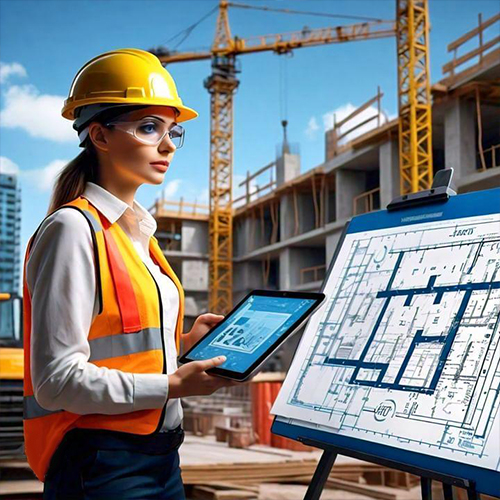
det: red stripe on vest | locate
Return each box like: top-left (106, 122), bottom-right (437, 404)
top-left (103, 229), bottom-right (142, 333)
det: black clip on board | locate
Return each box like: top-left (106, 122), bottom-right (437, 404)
top-left (299, 169), bottom-right (480, 500)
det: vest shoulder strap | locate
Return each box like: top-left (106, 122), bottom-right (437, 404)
top-left (26, 198), bottom-right (104, 314)
top-left (66, 197), bottom-right (143, 333)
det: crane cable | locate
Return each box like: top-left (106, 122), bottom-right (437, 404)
top-left (160, 4), bottom-right (219, 50)
top-left (279, 55), bottom-right (289, 123)
top-left (227, 2), bottom-right (389, 24)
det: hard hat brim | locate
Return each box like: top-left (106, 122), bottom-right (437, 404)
top-left (62, 97), bottom-right (198, 123)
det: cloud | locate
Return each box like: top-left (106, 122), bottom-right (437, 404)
top-left (0, 84), bottom-right (75, 143)
top-left (305, 117), bottom-right (319, 139)
top-left (0, 62), bottom-right (27, 84)
top-left (306, 102), bottom-right (395, 145)
top-left (21, 159), bottom-right (68, 192)
top-left (1, 155), bottom-right (68, 192)
top-left (0, 156), bottom-right (20, 175)
top-left (163, 179), bottom-right (182, 199)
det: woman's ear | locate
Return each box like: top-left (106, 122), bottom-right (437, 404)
top-left (88, 122), bottom-right (110, 153)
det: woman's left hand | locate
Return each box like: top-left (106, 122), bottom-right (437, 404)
top-left (183, 313), bottom-right (225, 352)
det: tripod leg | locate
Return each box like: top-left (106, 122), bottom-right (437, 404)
top-left (303, 450), bottom-right (337, 500)
top-left (466, 488), bottom-right (481, 500)
top-left (443, 483), bottom-right (456, 500)
top-left (421, 477), bottom-right (432, 500)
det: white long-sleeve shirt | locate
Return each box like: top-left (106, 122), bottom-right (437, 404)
top-left (26, 181), bottom-right (183, 431)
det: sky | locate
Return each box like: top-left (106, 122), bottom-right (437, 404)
top-left (0, 0), bottom-right (499, 265)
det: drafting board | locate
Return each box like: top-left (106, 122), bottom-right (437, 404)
top-left (271, 187), bottom-right (500, 497)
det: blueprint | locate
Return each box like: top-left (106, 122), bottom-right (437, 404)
top-left (272, 212), bottom-right (500, 471)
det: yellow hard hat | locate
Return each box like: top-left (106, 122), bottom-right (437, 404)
top-left (61, 48), bottom-right (198, 123)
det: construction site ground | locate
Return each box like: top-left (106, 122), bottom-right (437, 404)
top-left (2, 433), bottom-right (498, 500)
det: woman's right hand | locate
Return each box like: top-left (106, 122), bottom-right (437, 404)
top-left (168, 356), bottom-right (239, 398)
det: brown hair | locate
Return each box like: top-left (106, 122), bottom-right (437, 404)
top-left (46, 142), bottom-right (99, 215)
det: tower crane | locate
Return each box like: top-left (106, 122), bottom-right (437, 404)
top-left (151, 0), bottom-right (433, 314)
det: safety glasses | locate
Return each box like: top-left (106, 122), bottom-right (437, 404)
top-left (105, 117), bottom-right (185, 148)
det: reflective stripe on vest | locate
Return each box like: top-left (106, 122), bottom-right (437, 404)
top-left (24, 395), bottom-right (62, 420)
top-left (88, 327), bottom-right (162, 361)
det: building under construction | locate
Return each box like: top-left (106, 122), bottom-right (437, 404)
top-left (149, 12), bottom-right (500, 369)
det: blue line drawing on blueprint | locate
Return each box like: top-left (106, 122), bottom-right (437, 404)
top-left (271, 212), bottom-right (500, 471)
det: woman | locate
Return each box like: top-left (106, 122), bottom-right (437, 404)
top-left (23, 48), bottom-right (238, 499)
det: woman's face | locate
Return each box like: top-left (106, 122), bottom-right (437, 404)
top-left (91, 105), bottom-right (179, 187)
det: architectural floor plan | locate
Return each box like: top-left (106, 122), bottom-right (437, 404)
top-left (272, 212), bottom-right (500, 471)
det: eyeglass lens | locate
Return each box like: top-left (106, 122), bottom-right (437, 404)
top-left (135, 119), bottom-right (184, 147)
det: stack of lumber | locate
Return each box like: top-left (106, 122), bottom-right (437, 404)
top-left (180, 434), bottom-right (318, 484)
top-left (215, 425), bottom-right (256, 449)
top-left (183, 407), bottom-right (252, 437)
top-left (179, 435), bottom-right (425, 500)
top-left (182, 392), bottom-right (252, 437)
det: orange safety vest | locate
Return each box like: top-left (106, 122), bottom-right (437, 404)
top-left (22, 196), bottom-right (185, 482)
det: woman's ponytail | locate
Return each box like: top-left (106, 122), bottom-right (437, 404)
top-left (46, 144), bottom-right (98, 215)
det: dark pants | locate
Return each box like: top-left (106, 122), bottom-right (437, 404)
top-left (43, 426), bottom-right (186, 500)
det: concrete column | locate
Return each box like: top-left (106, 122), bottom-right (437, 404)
top-left (276, 153), bottom-right (300, 187)
top-left (279, 248), bottom-right (292, 289)
top-left (181, 220), bottom-right (208, 253)
top-left (233, 261), bottom-right (262, 293)
top-left (182, 260), bottom-right (208, 291)
top-left (326, 230), bottom-right (343, 268)
top-left (379, 139), bottom-right (400, 208)
top-left (235, 216), bottom-right (252, 257)
top-left (180, 220), bottom-right (208, 296)
top-left (445, 99), bottom-right (477, 178)
top-left (279, 247), bottom-right (322, 289)
top-left (298, 193), bottom-right (316, 234)
top-left (280, 194), bottom-right (295, 241)
top-left (335, 169), bottom-right (367, 220)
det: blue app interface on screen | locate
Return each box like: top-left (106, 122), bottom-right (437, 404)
top-left (187, 295), bottom-right (317, 373)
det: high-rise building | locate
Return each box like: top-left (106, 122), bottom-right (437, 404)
top-left (0, 173), bottom-right (22, 294)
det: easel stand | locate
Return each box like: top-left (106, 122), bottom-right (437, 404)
top-left (299, 437), bottom-right (480, 500)
top-left (297, 170), bottom-right (480, 500)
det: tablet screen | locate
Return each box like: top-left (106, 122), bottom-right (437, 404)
top-left (184, 294), bottom-right (318, 374)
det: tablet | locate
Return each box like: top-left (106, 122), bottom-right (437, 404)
top-left (179, 290), bottom-right (325, 381)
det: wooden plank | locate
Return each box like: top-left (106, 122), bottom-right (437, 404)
top-left (191, 485), bottom-right (257, 500)
top-left (447, 12), bottom-right (500, 52)
top-left (0, 479), bottom-right (43, 496)
top-left (443, 35), bottom-right (500, 74)
top-left (238, 161), bottom-right (276, 186)
top-left (441, 47), bottom-right (500, 88)
top-left (290, 476), bottom-right (399, 500)
top-left (337, 114), bottom-right (378, 141)
top-left (335, 92), bottom-right (382, 129)
top-left (251, 372), bottom-right (286, 383)
top-left (204, 482), bottom-right (260, 493)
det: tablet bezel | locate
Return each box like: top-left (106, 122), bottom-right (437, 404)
top-left (178, 289), bottom-right (326, 381)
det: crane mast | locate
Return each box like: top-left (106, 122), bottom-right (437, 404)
top-left (397, 0), bottom-right (433, 194)
top-left (152, 0), bottom-right (433, 314)
top-left (204, 1), bottom-right (239, 314)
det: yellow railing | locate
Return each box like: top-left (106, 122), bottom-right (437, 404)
top-left (300, 264), bottom-right (326, 285)
top-left (353, 187), bottom-right (380, 215)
